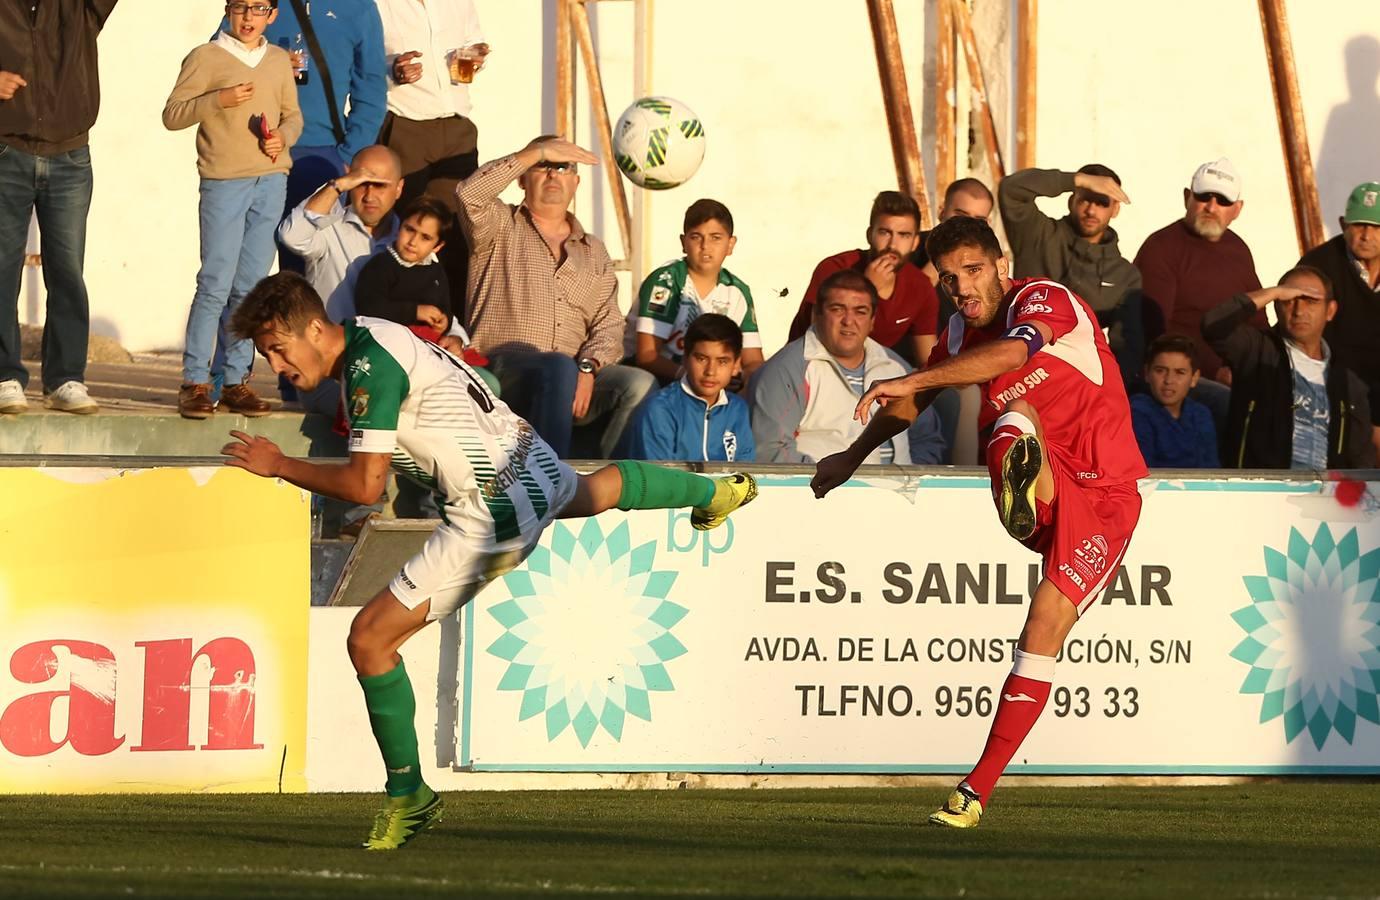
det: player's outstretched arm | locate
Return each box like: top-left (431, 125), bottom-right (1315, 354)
top-left (812, 391), bottom-right (924, 499)
top-left (221, 430), bottom-right (392, 506)
top-left (857, 330), bottom-right (1044, 426)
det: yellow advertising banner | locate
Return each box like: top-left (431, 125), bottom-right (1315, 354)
top-left (0, 466), bottom-right (309, 793)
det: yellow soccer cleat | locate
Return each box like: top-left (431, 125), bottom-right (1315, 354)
top-left (362, 786), bottom-right (445, 850)
top-left (999, 433), bottom-right (1043, 541)
top-left (927, 784), bottom-right (984, 828)
top-left (691, 473), bottom-right (758, 531)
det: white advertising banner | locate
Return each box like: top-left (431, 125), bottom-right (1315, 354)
top-left (461, 473), bottom-right (1380, 775)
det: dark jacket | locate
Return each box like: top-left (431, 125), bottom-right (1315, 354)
top-left (1202, 293), bottom-right (1375, 469)
top-left (0, 0), bottom-right (118, 155)
top-left (1300, 235), bottom-right (1380, 426)
top-left (999, 168), bottom-right (1145, 379)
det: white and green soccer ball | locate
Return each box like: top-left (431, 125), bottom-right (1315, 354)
top-left (613, 96), bottom-right (706, 190)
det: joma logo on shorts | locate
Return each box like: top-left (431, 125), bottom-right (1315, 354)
top-left (1058, 563), bottom-right (1087, 590)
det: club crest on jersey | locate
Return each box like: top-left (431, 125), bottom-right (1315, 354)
top-left (351, 387), bottom-right (369, 419)
top-left (723, 431), bottom-right (738, 462)
top-left (348, 356), bottom-right (372, 379)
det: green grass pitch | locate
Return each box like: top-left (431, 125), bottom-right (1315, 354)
top-left (2, 785), bottom-right (1378, 898)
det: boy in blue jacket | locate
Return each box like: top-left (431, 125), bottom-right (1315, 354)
top-left (1130, 333), bottom-right (1219, 467)
top-left (631, 314), bottom-right (755, 462)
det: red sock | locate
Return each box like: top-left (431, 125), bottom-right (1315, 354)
top-left (985, 411), bottom-right (1036, 488)
top-left (963, 650), bottom-right (1055, 802)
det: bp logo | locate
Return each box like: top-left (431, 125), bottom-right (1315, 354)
top-left (1230, 524), bottom-right (1380, 749)
top-left (485, 518), bottom-right (688, 747)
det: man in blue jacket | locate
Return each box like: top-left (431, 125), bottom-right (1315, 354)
top-left (631, 314), bottom-right (754, 462)
top-left (257, 0), bottom-right (388, 270)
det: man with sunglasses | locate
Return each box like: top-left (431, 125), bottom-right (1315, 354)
top-left (457, 136), bottom-right (656, 459)
top-left (999, 164), bottom-right (1144, 385)
top-left (1134, 158), bottom-right (1264, 432)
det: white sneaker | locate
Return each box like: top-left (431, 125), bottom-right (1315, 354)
top-left (0, 379), bottom-right (27, 415)
top-left (44, 381), bottom-right (99, 415)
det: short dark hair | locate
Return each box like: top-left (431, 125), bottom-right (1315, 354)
top-left (869, 190), bottom-right (921, 229)
top-left (683, 313), bottom-right (743, 357)
top-left (683, 198), bottom-right (734, 235)
top-left (399, 195), bottom-right (454, 234)
top-left (230, 272), bottom-right (328, 340)
top-left (924, 214), bottom-right (1003, 264)
top-left (1076, 163), bottom-right (1122, 185)
top-left (815, 269), bottom-right (879, 312)
top-left (944, 177), bottom-right (994, 207)
top-left (1145, 334), bottom-right (1199, 371)
top-left (1279, 264), bottom-right (1334, 298)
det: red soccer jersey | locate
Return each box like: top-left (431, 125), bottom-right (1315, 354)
top-left (929, 277), bottom-right (1148, 485)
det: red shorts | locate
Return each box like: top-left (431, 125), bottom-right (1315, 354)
top-left (995, 453), bottom-right (1142, 615)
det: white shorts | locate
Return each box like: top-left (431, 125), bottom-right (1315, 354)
top-left (389, 462), bottom-right (580, 621)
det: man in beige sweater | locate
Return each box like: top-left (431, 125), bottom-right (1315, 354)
top-left (164, 0), bottom-right (302, 419)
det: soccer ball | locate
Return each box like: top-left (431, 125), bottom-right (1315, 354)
top-left (613, 96), bottom-right (706, 190)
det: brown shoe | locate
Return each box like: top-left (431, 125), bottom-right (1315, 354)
top-left (220, 383), bottom-right (272, 417)
top-left (178, 383), bottom-right (216, 420)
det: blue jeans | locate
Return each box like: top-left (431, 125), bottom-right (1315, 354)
top-left (490, 352), bottom-right (656, 458)
top-left (184, 174), bottom-right (286, 387)
top-left (0, 144), bottom-right (93, 390)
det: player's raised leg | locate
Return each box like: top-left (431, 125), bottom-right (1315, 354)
top-left (929, 578), bottom-right (1077, 828)
top-left (986, 399), bottom-right (1054, 541)
top-left (559, 459), bottom-right (757, 529)
top-left (347, 589), bottom-right (446, 850)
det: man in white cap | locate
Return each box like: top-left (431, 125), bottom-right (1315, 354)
top-left (1133, 158), bottom-right (1263, 430)
top-left (1299, 181), bottom-right (1380, 455)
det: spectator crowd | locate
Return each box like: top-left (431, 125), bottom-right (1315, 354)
top-left (3, 0), bottom-right (1378, 512)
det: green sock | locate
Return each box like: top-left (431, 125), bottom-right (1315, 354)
top-left (358, 659), bottom-right (424, 797)
top-left (614, 460), bottom-right (717, 510)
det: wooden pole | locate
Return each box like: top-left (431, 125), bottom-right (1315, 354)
top-left (1015, 0), bottom-right (1037, 170)
top-left (1258, 0), bottom-right (1324, 254)
top-left (554, 0), bottom-right (574, 139)
top-left (571, 0), bottom-right (633, 260)
top-left (866, 0), bottom-right (933, 228)
top-left (950, 0), bottom-right (1005, 186)
top-left (935, 0), bottom-right (956, 200)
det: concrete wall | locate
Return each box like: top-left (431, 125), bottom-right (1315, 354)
top-left (20, 1), bottom-right (1379, 355)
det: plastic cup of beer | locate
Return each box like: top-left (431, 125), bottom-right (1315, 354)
top-left (448, 46), bottom-right (482, 84)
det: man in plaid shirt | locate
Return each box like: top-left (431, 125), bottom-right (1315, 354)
top-left (457, 136), bottom-right (656, 458)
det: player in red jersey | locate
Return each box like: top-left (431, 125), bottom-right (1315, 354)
top-left (811, 215), bottom-right (1147, 828)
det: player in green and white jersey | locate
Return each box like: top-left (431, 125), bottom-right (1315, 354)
top-left (222, 272), bottom-right (757, 851)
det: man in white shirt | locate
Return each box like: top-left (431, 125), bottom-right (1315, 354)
top-left (278, 144), bottom-right (404, 324)
top-left (277, 143), bottom-right (403, 413)
top-left (375, 0), bottom-right (489, 318)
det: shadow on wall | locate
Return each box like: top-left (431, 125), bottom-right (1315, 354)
top-left (1314, 35), bottom-right (1380, 240)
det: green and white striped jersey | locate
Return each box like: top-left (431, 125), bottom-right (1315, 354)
top-left (626, 258), bottom-right (762, 363)
top-left (341, 318), bottom-right (571, 543)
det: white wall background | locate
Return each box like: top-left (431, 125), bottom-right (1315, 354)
top-left (23, 0), bottom-right (1379, 354)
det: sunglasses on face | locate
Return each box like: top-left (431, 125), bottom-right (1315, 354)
top-left (1192, 191), bottom-right (1233, 206)
top-left (226, 3), bottom-right (274, 16)
top-left (534, 161), bottom-right (576, 174)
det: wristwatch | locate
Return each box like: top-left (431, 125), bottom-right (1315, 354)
top-left (577, 358), bottom-right (597, 375)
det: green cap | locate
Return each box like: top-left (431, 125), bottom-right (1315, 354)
top-left (1343, 182), bottom-right (1380, 225)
